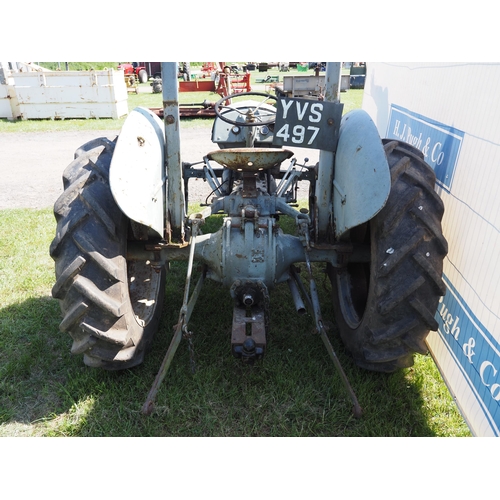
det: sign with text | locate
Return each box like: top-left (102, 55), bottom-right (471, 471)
top-left (272, 97), bottom-right (343, 152)
top-left (433, 275), bottom-right (500, 436)
top-left (386, 104), bottom-right (464, 192)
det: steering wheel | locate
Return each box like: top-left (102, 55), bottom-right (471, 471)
top-left (214, 91), bottom-right (278, 127)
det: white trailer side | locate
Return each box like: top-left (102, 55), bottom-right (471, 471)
top-left (363, 63), bottom-right (500, 436)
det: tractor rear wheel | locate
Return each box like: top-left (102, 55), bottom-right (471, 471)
top-left (328, 139), bottom-right (448, 372)
top-left (50, 137), bottom-right (165, 370)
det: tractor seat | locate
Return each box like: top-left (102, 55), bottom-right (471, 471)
top-left (207, 148), bottom-right (293, 172)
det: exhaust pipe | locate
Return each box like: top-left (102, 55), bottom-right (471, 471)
top-left (287, 277), bottom-right (306, 316)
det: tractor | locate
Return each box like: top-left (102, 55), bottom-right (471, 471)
top-left (50, 63), bottom-right (447, 416)
top-left (117, 62), bottom-right (150, 84)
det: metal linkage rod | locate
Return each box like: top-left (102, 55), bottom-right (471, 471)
top-left (142, 218), bottom-right (205, 415)
top-left (297, 215), bottom-right (362, 419)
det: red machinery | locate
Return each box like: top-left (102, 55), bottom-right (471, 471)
top-left (175, 63), bottom-right (252, 117)
top-left (117, 62), bottom-right (150, 84)
top-left (215, 63), bottom-right (251, 97)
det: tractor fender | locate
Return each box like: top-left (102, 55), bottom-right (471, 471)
top-left (110, 107), bottom-right (165, 237)
top-left (333, 109), bottom-right (391, 239)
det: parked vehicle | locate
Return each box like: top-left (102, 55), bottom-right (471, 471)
top-left (117, 62), bottom-right (162, 83)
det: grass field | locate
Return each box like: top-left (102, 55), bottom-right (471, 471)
top-left (0, 207), bottom-right (470, 437)
top-left (0, 64), bottom-right (471, 436)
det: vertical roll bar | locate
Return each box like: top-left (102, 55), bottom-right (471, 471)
top-left (316, 62), bottom-right (341, 239)
top-left (162, 62), bottom-right (186, 243)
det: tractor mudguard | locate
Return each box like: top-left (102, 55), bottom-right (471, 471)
top-left (110, 106), bottom-right (165, 237)
top-left (333, 109), bottom-right (391, 239)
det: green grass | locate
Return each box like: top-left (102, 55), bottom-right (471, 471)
top-left (0, 208), bottom-right (471, 436)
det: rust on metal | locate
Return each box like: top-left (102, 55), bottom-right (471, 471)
top-left (207, 148), bottom-right (294, 172)
top-left (231, 305), bottom-right (266, 360)
top-left (149, 104), bottom-right (216, 119)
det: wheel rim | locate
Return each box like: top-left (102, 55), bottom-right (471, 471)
top-left (336, 223), bottom-right (371, 329)
top-left (128, 260), bottom-right (164, 328)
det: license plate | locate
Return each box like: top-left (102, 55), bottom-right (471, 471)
top-left (272, 97), bottom-right (343, 152)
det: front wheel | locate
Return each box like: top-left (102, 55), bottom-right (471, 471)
top-left (328, 139), bottom-right (448, 372)
top-left (138, 69), bottom-right (148, 83)
top-left (50, 137), bottom-right (165, 370)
